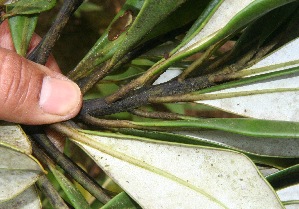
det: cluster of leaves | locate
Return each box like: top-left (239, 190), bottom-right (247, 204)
top-left (1, 0), bottom-right (299, 208)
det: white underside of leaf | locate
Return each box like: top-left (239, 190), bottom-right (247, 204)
top-left (0, 186), bottom-right (41, 209)
top-left (179, 130), bottom-right (299, 157)
top-left (0, 122), bottom-right (31, 154)
top-left (178, 0), bottom-right (255, 53)
top-left (77, 134), bottom-right (283, 209)
top-left (198, 38), bottom-right (299, 121)
top-left (0, 145), bottom-right (43, 202)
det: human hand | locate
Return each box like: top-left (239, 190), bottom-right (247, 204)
top-left (0, 21), bottom-right (82, 125)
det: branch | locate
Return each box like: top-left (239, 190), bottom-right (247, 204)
top-left (80, 70), bottom-right (236, 117)
top-left (29, 131), bottom-right (111, 203)
top-left (27, 0), bottom-right (83, 64)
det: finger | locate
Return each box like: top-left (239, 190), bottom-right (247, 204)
top-left (0, 48), bottom-right (82, 125)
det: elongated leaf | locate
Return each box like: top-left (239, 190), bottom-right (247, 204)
top-left (267, 164), bottom-right (299, 190)
top-left (109, 0), bottom-right (187, 66)
top-left (171, 0), bottom-right (223, 54)
top-left (132, 118), bottom-right (299, 138)
top-left (49, 164), bottom-right (91, 209)
top-left (231, 2), bottom-right (299, 57)
top-left (3, 0), bottom-right (56, 19)
top-left (0, 145), bottom-right (43, 202)
top-left (198, 37), bottom-right (299, 121)
top-left (0, 122), bottom-right (31, 154)
top-left (141, 0), bottom-right (211, 44)
top-left (181, 130), bottom-right (299, 157)
top-left (0, 186), bottom-right (41, 209)
top-left (73, 132), bottom-right (283, 209)
top-left (69, 0), bottom-right (144, 80)
top-left (8, 15), bottom-right (38, 56)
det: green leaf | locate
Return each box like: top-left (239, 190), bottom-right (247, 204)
top-left (141, 0), bottom-right (211, 44)
top-left (132, 118), bottom-right (299, 138)
top-left (71, 0), bottom-right (209, 80)
top-left (0, 145), bottom-right (44, 202)
top-left (266, 164), bottom-right (299, 190)
top-left (3, 0), bottom-right (56, 18)
top-left (8, 15), bottom-right (38, 56)
top-left (109, 0), bottom-right (188, 67)
top-left (0, 186), bottom-right (41, 209)
top-left (49, 164), bottom-right (91, 209)
top-left (231, 1), bottom-right (299, 56)
top-left (69, 0), bottom-right (145, 80)
top-left (102, 192), bottom-right (140, 209)
top-left (171, 0), bottom-right (223, 55)
top-left (181, 130), bottom-right (299, 158)
top-left (73, 131), bottom-right (284, 209)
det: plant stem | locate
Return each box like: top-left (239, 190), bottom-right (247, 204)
top-left (30, 132), bottom-right (111, 204)
top-left (81, 71), bottom-right (227, 117)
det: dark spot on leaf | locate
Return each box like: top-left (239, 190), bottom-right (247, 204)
top-left (108, 10), bottom-right (133, 41)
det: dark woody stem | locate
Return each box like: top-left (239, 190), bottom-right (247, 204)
top-left (80, 70), bottom-right (237, 117)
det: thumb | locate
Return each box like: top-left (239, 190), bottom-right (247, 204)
top-left (0, 48), bottom-right (82, 125)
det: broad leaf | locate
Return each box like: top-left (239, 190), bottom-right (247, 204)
top-left (73, 131), bottom-right (284, 209)
top-left (0, 186), bottom-right (41, 209)
top-left (0, 122), bottom-right (31, 155)
top-left (197, 37), bottom-right (299, 121)
top-left (0, 145), bottom-right (43, 202)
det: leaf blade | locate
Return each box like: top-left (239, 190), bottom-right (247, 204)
top-left (71, 131), bottom-right (284, 209)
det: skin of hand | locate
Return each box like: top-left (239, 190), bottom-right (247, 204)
top-left (0, 20), bottom-right (82, 125)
